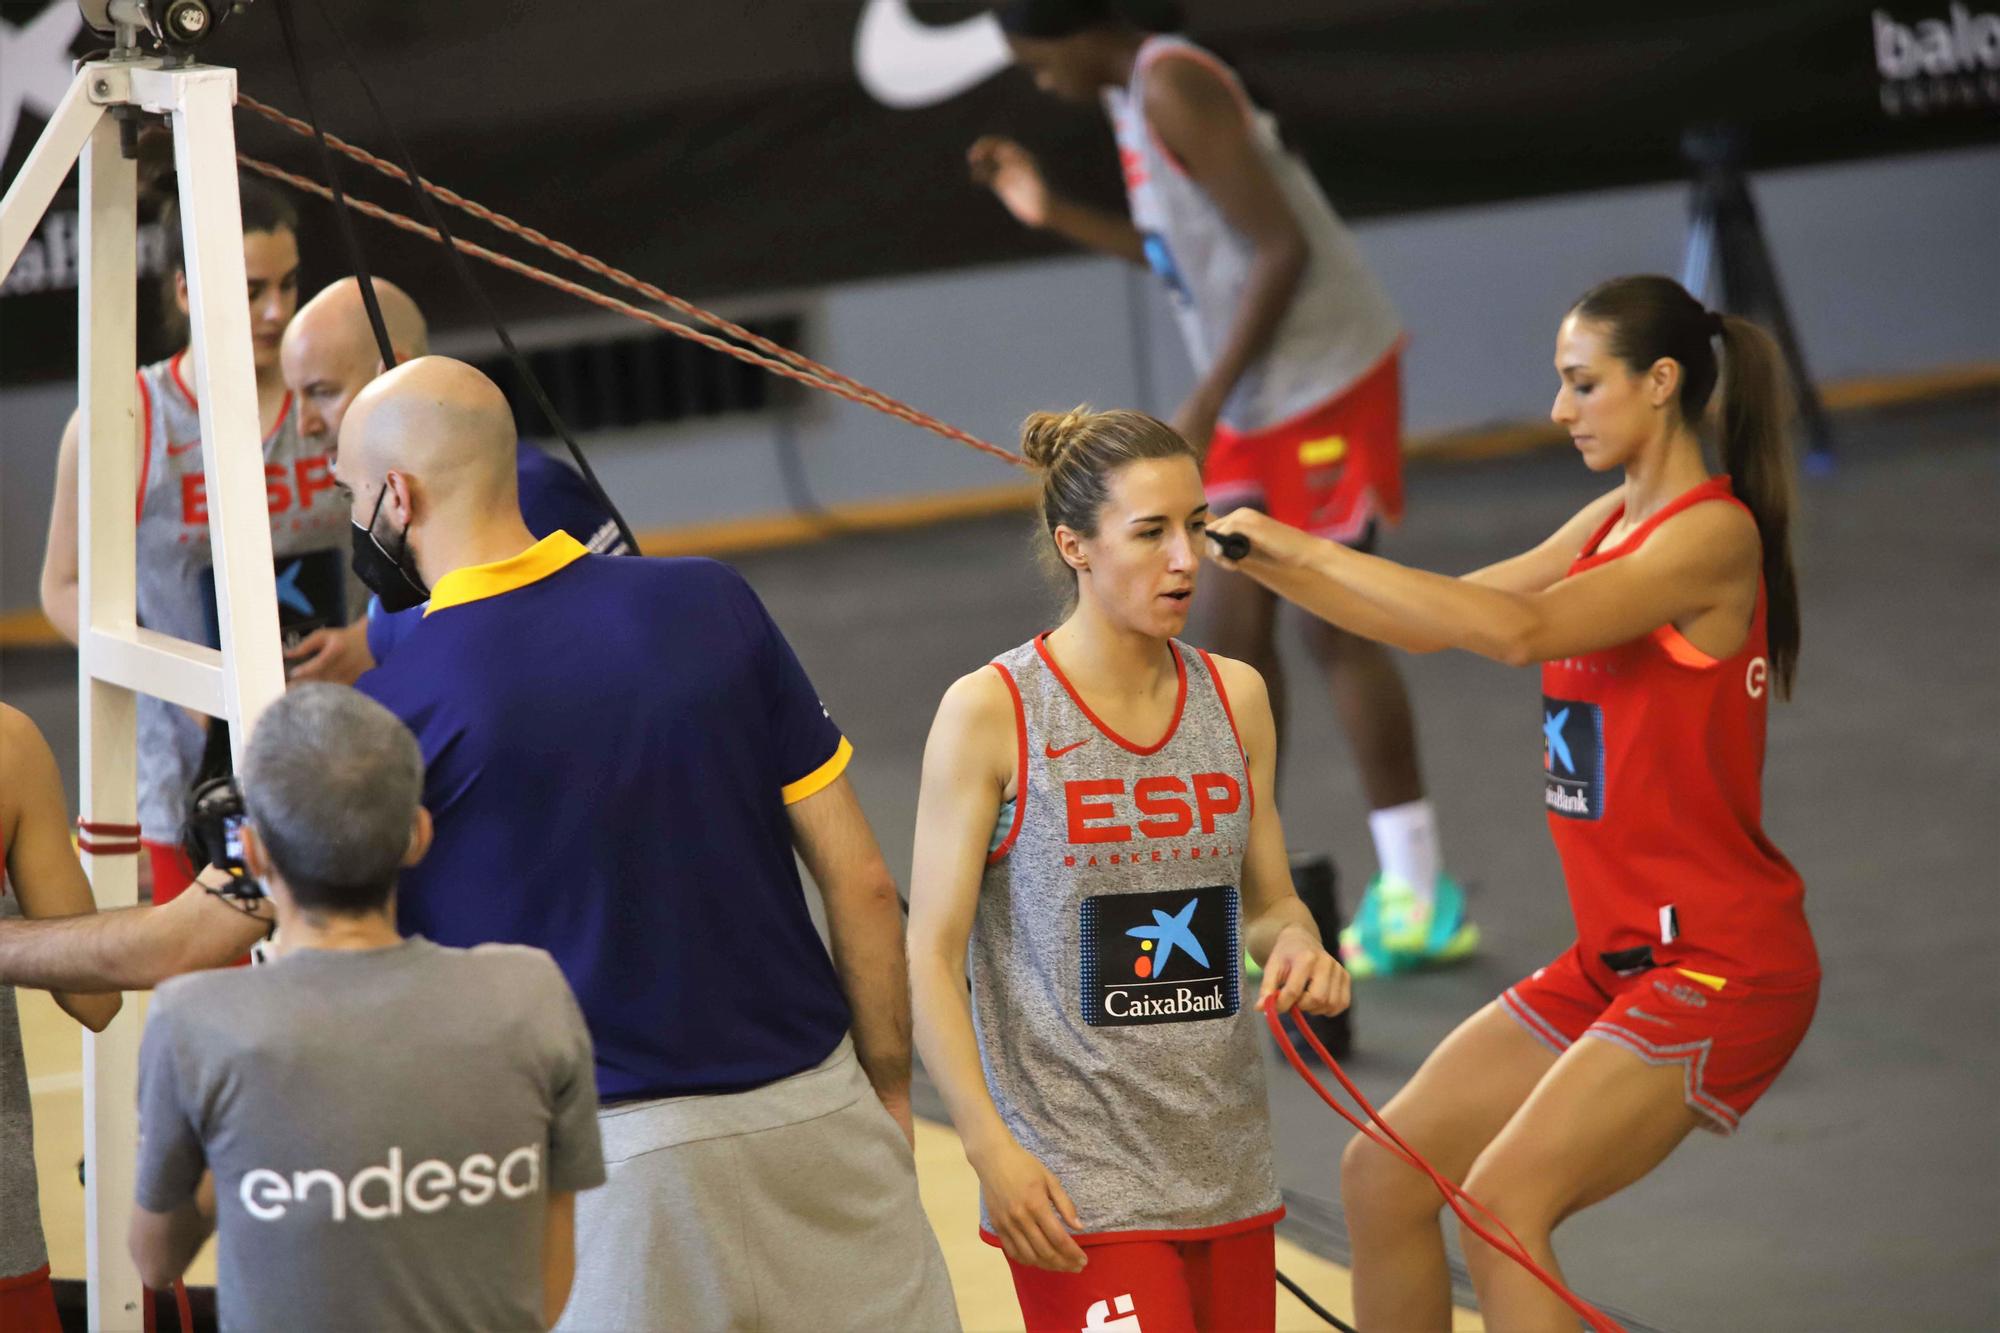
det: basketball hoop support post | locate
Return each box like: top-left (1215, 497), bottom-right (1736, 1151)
top-left (0, 51), bottom-right (286, 1331)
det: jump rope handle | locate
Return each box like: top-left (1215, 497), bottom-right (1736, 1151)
top-left (1209, 530), bottom-right (1253, 561)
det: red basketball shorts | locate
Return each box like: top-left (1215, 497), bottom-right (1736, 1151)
top-left (144, 839), bottom-right (197, 904)
top-left (1004, 1223), bottom-right (1275, 1333)
top-left (1502, 943), bottom-right (1819, 1133)
top-left (1204, 348), bottom-right (1404, 545)
top-left (0, 1265), bottom-right (61, 1333)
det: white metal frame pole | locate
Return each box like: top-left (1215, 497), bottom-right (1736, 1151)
top-left (1, 51), bottom-right (289, 1330)
top-left (0, 60), bottom-right (109, 277)
top-left (145, 61), bottom-right (287, 743)
top-left (73, 74), bottom-right (143, 1333)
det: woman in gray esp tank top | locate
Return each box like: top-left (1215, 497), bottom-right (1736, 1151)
top-left (0, 707), bottom-right (122, 1321)
top-left (37, 175), bottom-right (346, 889)
top-left (908, 408), bottom-right (1350, 1331)
top-left (970, 0), bottom-right (1478, 992)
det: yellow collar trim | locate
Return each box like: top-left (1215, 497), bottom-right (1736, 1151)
top-left (424, 531), bottom-right (589, 616)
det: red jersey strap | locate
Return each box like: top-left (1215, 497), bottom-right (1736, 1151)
top-left (1034, 632), bottom-right (1188, 756)
top-left (1196, 648), bottom-right (1254, 820)
top-left (1135, 41), bottom-right (1258, 176)
top-left (168, 348), bottom-right (197, 410)
top-left (987, 662), bottom-right (1028, 865)
top-left (1577, 476), bottom-right (1745, 569)
top-left (167, 347), bottom-right (297, 447)
top-left (135, 370), bottom-right (155, 523)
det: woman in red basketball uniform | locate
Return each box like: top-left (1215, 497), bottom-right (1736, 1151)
top-left (1205, 274), bottom-right (1819, 1329)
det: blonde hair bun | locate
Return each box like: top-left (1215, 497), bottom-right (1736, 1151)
top-left (1020, 404), bottom-right (1096, 471)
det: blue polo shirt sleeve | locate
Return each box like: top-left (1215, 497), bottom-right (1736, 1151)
top-left (517, 443), bottom-right (630, 555)
top-left (365, 596), bottom-right (424, 666)
top-left (728, 573), bottom-right (849, 804)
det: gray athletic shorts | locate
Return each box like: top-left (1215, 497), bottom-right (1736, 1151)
top-left (555, 1036), bottom-right (959, 1333)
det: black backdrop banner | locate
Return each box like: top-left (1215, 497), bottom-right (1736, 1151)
top-left (2, 0), bottom-right (1994, 383)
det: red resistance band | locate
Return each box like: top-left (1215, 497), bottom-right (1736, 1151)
top-left (1262, 999), bottom-right (1623, 1333)
top-left (139, 1279), bottom-right (196, 1333)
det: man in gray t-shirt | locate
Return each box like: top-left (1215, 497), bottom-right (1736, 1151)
top-left (129, 685), bottom-right (605, 1332)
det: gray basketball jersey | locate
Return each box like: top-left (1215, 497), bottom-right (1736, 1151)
top-left (0, 887), bottom-right (48, 1280)
top-left (970, 636), bottom-right (1280, 1237)
top-left (1106, 36), bottom-right (1402, 433)
top-left (133, 353), bottom-right (349, 842)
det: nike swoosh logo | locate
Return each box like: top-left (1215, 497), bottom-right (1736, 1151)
top-left (1622, 1007), bottom-right (1675, 1027)
top-left (853, 0), bottom-right (1010, 108)
top-left (1045, 738), bottom-right (1092, 759)
top-left (165, 438), bottom-right (201, 457)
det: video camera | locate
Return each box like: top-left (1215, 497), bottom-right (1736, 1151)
top-left (79, 0), bottom-right (254, 61)
top-left (182, 774), bottom-right (262, 894)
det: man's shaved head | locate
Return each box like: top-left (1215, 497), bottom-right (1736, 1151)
top-left (336, 357), bottom-right (523, 586)
top-left (295, 276), bottom-right (428, 360)
top-left (282, 277), bottom-right (430, 444)
top-left (342, 356), bottom-right (514, 480)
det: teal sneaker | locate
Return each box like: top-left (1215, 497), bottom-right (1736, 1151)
top-left (1338, 873), bottom-right (1480, 978)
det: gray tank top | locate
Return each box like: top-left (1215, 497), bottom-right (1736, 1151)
top-left (1106, 36), bottom-right (1402, 433)
top-left (970, 636), bottom-right (1280, 1237)
top-left (0, 885), bottom-right (48, 1280)
top-left (133, 353), bottom-right (349, 842)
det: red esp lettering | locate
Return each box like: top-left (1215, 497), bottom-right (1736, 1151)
top-left (1065, 778), bottom-right (1131, 844)
top-left (180, 474), bottom-right (207, 525)
top-left (294, 454), bottom-right (336, 510)
top-left (1133, 776), bottom-right (1191, 838)
top-left (1194, 773), bottom-right (1241, 833)
top-left (183, 456), bottom-right (335, 525)
top-left (1064, 772), bottom-right (1242, 843)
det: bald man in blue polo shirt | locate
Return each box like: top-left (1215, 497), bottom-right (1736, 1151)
top-left (341, 358), bottom-right (958, 1331)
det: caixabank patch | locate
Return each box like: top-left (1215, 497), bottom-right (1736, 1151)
top-left (1542, 696), bottom-right (1606, 822)
top-left (1080, 886), bottom-right (1240, 1027)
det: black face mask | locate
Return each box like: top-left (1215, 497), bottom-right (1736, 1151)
top-left (351, 482), bottom-right (430, 613)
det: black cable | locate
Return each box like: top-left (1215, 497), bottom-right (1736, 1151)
top-left (201, 881), bottom-right (276, 940)
top-left (1277, 1268), bottom-right (1357, 1333)
top-left (772, 407), bottom-right (826, 519)
top-left (772, 406), bottom-right (854, 539)
top-left (269, 0), bottom-right (395, 369)
top-left (297, 0), bottom-right (640, 555)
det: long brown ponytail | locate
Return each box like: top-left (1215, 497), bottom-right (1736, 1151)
top-left (1571, 275), bottom-right (1801, 696)
top-left (1713, 313), bottom-right (1799, 697)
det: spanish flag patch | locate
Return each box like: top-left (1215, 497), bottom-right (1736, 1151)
top-left (1298, 435), bottom-right (1348, 468)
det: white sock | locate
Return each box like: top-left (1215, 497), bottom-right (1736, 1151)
top-left (1368, 799), bottom-right (1441, 902)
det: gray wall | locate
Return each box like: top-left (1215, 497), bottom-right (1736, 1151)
top-left (3, 142), bottom-right (1995, 611)
top-left (461, 139), bottom-right (2000, 535)
top-left (2, 377), bottom-right (76, 612)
